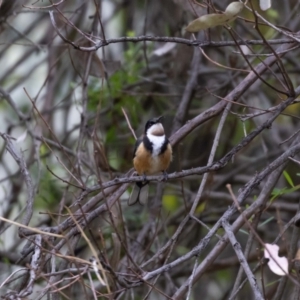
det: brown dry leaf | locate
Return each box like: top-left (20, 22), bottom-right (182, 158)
top-left (186, 2), bottom-right (244, 32)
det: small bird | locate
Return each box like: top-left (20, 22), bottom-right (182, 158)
top-left (128, 116), bottom-right (172, 205)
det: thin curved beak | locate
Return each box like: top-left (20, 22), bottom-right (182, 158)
top-left (155, 116), bottom-right (164, 123)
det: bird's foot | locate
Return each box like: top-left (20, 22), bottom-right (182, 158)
top-left (142, 173), bottom-right (147, 182)
top-left (162, 170), bottom-right (168, 181)
top-left (136, 174), bottom-right (148, 188)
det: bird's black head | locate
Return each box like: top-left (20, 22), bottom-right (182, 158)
top-left (144, 116), bottom-right (163, 134)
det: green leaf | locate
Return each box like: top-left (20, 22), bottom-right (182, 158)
top-left (239, 229), bottom-right (249, 235)
top-left (195, 202), bottom-right (206, 214)
top-left (283, 170), bottom-right (294, 187)
top-left (162, 194), bottom-right (179, 212)
top-left (258, 217), bottom-right (274, 228)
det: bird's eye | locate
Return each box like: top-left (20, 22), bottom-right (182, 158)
top-left (145, 120), bottom-right (157, 132)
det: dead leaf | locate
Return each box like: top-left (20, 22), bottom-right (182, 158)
top-left (186, 2), bottom-right (244, 32)
top-left (260, 0), bottom-right (271, 11)
top-left (264, 243), bottom-right (288, 276)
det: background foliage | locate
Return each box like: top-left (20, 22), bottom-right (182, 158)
top-left (0, 0), bottom-right (300, 299)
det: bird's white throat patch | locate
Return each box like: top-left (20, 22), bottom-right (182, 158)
top-left (147, 123), bottom-right (164, 136)
top-left (147, 133), bottom-right (165, 156)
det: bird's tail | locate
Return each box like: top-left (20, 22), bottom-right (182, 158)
top-left (128, 182), bottom-right (149, 206)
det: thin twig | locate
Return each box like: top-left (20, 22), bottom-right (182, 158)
top-left (222, 220), bottom-right (264, 300)
top-left (122, 107), bottom-right (137, 140)
top-left (0, 133), bottom-right (35, 227)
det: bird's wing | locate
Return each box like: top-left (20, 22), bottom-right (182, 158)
top-left (133, 136), bottom-right (143, 158)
